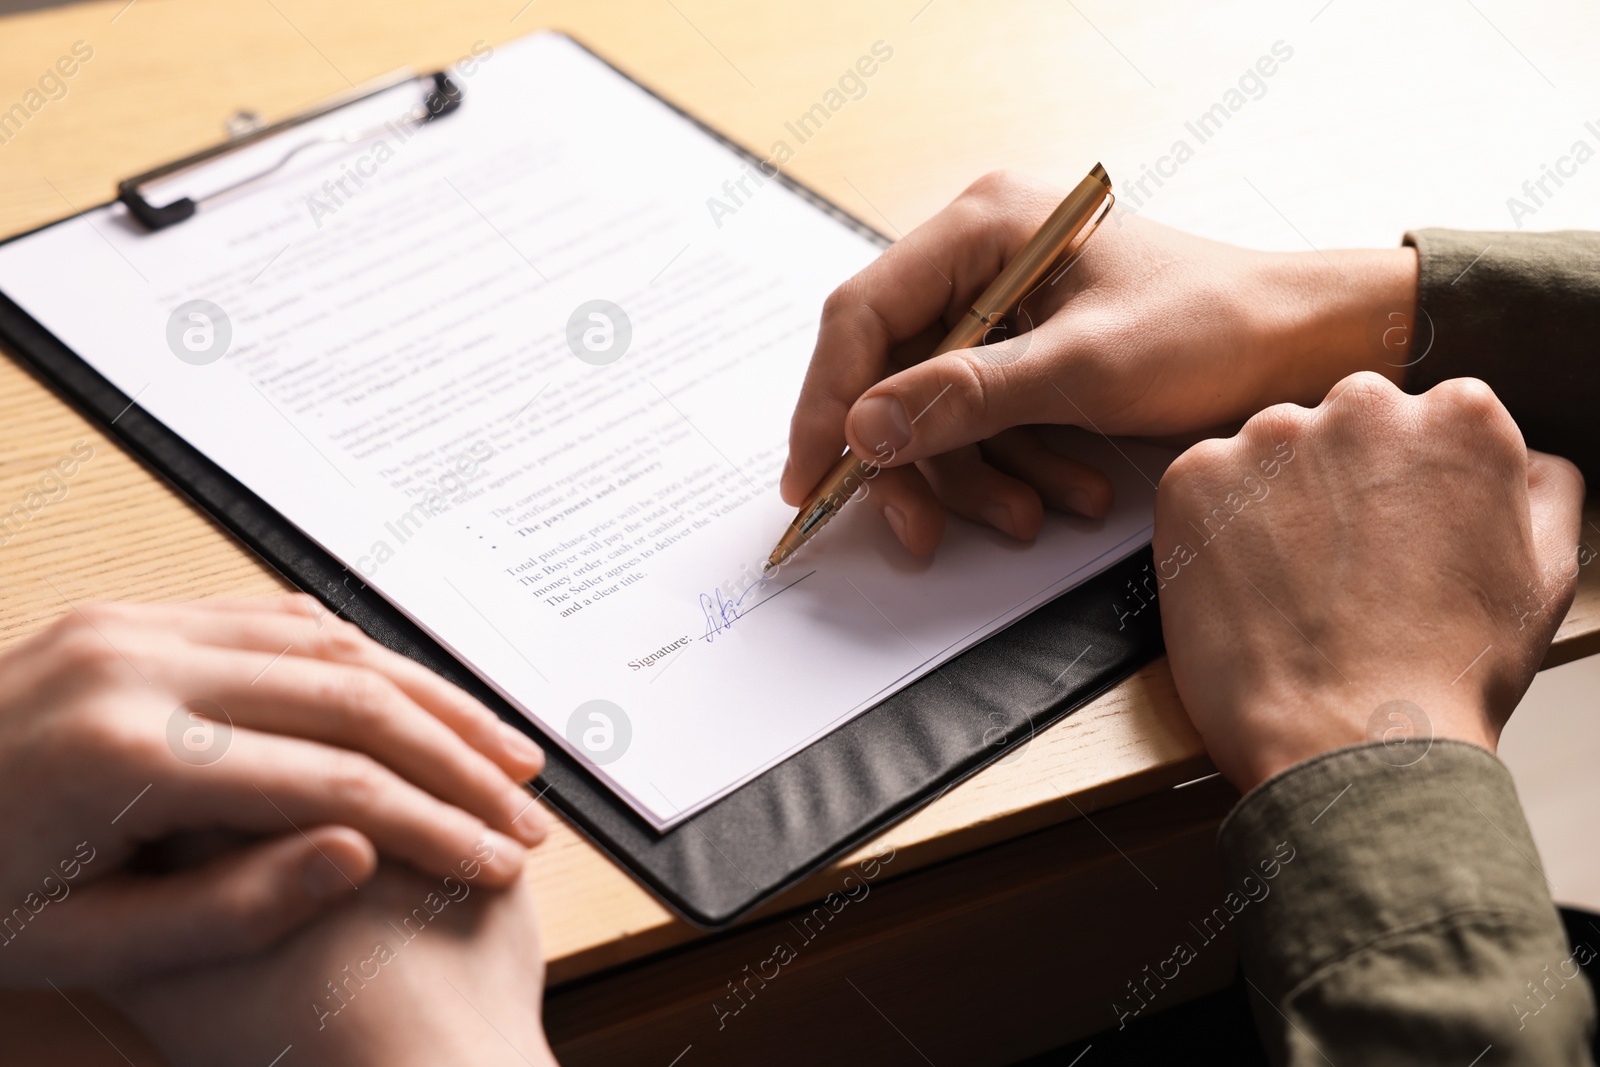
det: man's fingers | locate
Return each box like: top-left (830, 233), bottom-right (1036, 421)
top-left (782, 173), bottom-right (1063, 504)
top-left (917, 446), bottom-right (1045, 541)
top-left (171, 647), bottom-right (546, 846)
top-left (859, 464), bottom-right (946, 557)
top-left (87, 598), bottom-right (546, 783)
top-left (843, 344), bottom-right (1060, 467)
top-left (19, 827), bottom-right (375, 986)
top-left (178, 594), bottom-right (328, 619)
top-left (1526, 449), bottom-right (1586, 605)
top-left (132, 729), bottom-right (530, 888)
top-left (982, 428), bottom-right (1114, 518)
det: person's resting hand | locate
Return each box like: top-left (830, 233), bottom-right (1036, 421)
top-left (1154, 371), bottom-right (1585, 791)
top-left (0, 596), bottom-right (548, 988)
top-left (782, 170), bottom-right (1418, 555)
top-left (106, 860), bottom-right (558, 1067)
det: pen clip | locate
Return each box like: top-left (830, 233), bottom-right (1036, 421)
top-left (1012, 190), bottom-right (1116, 323)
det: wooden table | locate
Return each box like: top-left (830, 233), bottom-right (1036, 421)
top-left (2, 0), bottom-right (1597, 1063)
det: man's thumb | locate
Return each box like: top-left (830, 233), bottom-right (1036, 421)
top-left (21, 827), bottom-right (376, 987)
top-left (845, 341), bottom-right (1046, 465)
top-left (1526, 449), bottom-right (1587, 609)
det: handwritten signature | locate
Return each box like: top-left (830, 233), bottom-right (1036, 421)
top-left (699, 582), bottom-right (767, 643)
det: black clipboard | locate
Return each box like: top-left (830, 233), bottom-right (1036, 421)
top-left (0, 32), bottom-right (1165, 928)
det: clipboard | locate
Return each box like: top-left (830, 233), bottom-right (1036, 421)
top-left (0, 33), bottom-right (1165, 928)
top-left (116, 70), bottom-right (464, 231)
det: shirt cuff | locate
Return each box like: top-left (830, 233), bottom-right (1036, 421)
top-left (1402, 227), bottom-right (1600, 483)
top-left (1217, 739), bottom-right (1565, 1005)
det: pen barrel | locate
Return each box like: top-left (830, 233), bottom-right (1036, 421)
top-left (929, 309), bottom-right (994, 359)
top-left (951, 164), bottom-right (1112, 353)
top-left (807, 452), bottom-right (873, 524)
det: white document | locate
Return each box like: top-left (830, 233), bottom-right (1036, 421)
top-left (0, 33), bottom-right (1170, 828)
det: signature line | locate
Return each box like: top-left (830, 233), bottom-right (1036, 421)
top-left (735, 569), bottom-right (817, 619)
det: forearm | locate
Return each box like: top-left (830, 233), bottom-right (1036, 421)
top-left (1221, 740), bottom-right (1595, 1066)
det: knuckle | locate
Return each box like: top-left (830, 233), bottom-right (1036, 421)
top-left (48, 623), bottom-right (127, 676)
top-left (818, 284), bottom-right (852, 322)
top-left (1241, 402), bottom-right (1309, 450)
top-left (963, 169), bottom-right (1025, 202)
top-left (327, 669), bottom-right (403, 732)
top-left (324, 750), bottom-right (389, 812)
top-left (1428, 375), bottom-right (1502, 415)
top-left (276, 593), bottom-right (325, 618)
top-left (819, 282), bottom-right (870, 328)
top-left (1431, 376), bottom-right (1517, 430)
top-left (1533, 451), bottom-right (1586, 501)
top-left (1160, 436), bottom-right (1234, 494)
top-left (820, 283), bottom-right (895, 353)
top-left (1428, 377), bottom-right (1523, 455)
top-left (941, 352), bottom-right (995, 426)
top-left (69, 705), bottom-right (132, 754)
top-left (310, 617), bottom-right (373, 661)
top-left (1325, 370), bottom-right (1402, 412)
top-left (72, 707), bottom-right (165, 774)
top-left (1547, 453), bottom-right (1585, 495)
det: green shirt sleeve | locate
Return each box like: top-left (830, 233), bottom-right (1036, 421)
top-left (1403, 228), bottom-right (1600, 482)
top-left (1219, 740), bottom-right (1595, 1066)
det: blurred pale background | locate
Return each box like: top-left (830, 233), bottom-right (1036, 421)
top-left (1503, 658), bottom-right (1600, 913)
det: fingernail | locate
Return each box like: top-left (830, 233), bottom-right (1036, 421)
top-left (1066, 489), bottom-right (1095, 516)
top-left (303, 855), bottom-right (357, 902)
top-left (981, 504), bottom-right (1016, 538)
top-left (508, 789), bottom-right (548, 845)
top-left (853, 396), bottom-right (913, 452)
top-left (883, 505), bottom-right (909, 544)
top-left (498, 721), bottom-right (544, 774)
top-left (482, 829), bottom-right (529, 875)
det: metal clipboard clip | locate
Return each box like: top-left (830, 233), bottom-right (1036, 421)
top-left (117, 70), bottom-right (463, 231)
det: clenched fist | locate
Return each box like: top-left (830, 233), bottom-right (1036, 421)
top-left (1154, 373), bottom-right (1585, 791)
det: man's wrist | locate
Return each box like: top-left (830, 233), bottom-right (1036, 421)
top-left (1246, 245), bottom-right (1420, 410)
top-left (1220, 686), bottom-right (1498, 795)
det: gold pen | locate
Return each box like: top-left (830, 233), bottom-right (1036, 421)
top-left (765, 163), bottom-right (1115, 573)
